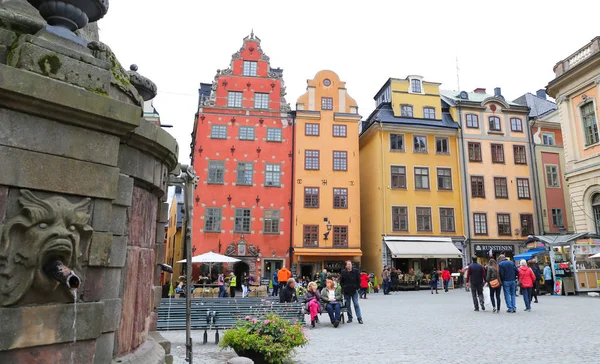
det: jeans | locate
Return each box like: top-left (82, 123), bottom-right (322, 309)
top-left (443, 279), bottom-right (450, 292)
top-left (218, 285), bottom-right (225, 298)
top-left (503, 280), bottom-right (517, 311)
top-left (344, 291), bottom-right (362, 320)
top-left (272, 285), bottom-right (279, 297)
top-left (470, 282), bottom-right (484, 309)
top-left (359, 287), bottom-right (367, 298)
top-left (522, 287), bottom-right (532, 310)
top-left (326, 302), bottom-right (341, 323)
top-left (489, 285), bottom-right (502, 310)
top-left (383, 279), bottom-right (390, 294)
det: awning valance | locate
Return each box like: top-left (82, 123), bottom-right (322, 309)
top-left (513, 248), bottom-right (547, 261)
top-left (384, 237), bottom-right (463, 259)
top-left (293, 248), bottom-right (362, 257)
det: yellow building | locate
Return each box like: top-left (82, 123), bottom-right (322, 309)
top-left (164, 186), bottom-right (184, 284)
top-left (441, 87), bottom-right (535, 263)
top-left (292, 70), bottom-right (362, 277)
top-left (360, 76), bottom-right (465, 277)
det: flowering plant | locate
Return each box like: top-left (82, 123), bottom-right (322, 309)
top-left (219, 313), bottom-right (308, 364)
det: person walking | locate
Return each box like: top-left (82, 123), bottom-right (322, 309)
top-left (279, 278), bottom-right (298, 303)
top-left (271, 269), bottom-right (280, 297)
top-left (543, 262), bottom-right (554, 295)
top-left (441, 266), bottom-right (452, 292)
top-left (498, 255), bottom-right (519, 313)
top-left (229, 272), bottom-right (237, 298)
top-left (217, 273), bottom-right (225, 298)
top-left (529, 260), bottom-right (541, 304)
top-left (466, 257), bottom-right (486, 311)
top-left (390, 268), bottom-right (399, 293)
top-left (320, 279), bottom-right (342, 328)
top-left (518, 259), bottom-right (536, 312)
top-left (382, 265), bottom-right (390, 295)
top-left (430, 268), bottom-right (439, 294)
top-left (486, 259), bottom-right (502, 313)
top-left (304, 282), bottom-right (322, 328)
top-left (340, 261), bottom-right (363, 324)
top-left (241, 272), bottom-right (250, 298)
top-left (360, 270), bottom-right (370, 299)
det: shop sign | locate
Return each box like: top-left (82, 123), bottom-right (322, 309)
top-left (574, 244), bottom-right (600, 255)
top-left (474, 244), bottom-right (514, 253)
top-left (527, 241), bottom-right (545, 249)
top-left (576, 238), bottom-right (600, 245)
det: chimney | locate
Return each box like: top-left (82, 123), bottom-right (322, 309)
top-left (473, 88), bottom-right (486, 94)
top-left (494, 87), bottom-right (502, 97)
top-left (536, 89), bottom-right (547, 100)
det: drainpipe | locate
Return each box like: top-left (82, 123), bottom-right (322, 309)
top-left (289, 111), bottom-right (296, 271)
top-left (379, 120), bottom-right (388, 268)
top-left (529, 119), bottom-right (545, 235)
top-left (457, 103), bottom-right (471, 266)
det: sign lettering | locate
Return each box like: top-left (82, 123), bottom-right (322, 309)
top-left (474, 244), bottom-right (514, 252)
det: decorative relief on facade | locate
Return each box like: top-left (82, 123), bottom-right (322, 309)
top-left (0, 190), bottom-right (92, 307)
top-left (225, 242), bottom-right (236, 256)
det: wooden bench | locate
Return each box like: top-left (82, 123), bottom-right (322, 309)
top-left (300, 298), bottom-right (348, 324)
top-left (157, 299), bottom-right (304, 344)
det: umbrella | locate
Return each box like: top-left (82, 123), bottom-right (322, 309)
top-left (590, 252), bottom-right (600, 259)
top-left (176, 251), bottom-right (240, 264)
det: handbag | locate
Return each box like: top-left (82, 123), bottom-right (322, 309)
top-left (489, 279), bottom-right (500, 288)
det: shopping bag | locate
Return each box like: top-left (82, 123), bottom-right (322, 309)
top-left (483, 285), bottom-right (492, 307)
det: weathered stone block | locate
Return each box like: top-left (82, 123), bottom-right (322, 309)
top-left (152, 286), bottom-right (162, 310)
top-left (118, 145), bottom-right (158, 188)
top-left (127, 187), bottom-right (157, 249)
top-left (0, 108), bottom-right (120, 165)
top-left (0, 185), bottom-right (7, 222)
top-left (0, 302), bottom-right (104, 350)
top-left (102, 298), bottom-right (122, 333)
top-left (94, 332), bottom-right (115, 364)
top-left (108, 235), bottom-right (128, 268)
top-left (0, 339), bottom-right (96, 364)
top-left (88, 232), bottom-right (112, 267)
top-left (158, 202), bottom-right (169, 223)
top-left (115, 174), bottom-right (134, 207)
top-left (82, 267), bottom-right (122, 301)
top-left (155, 223), bottom-right (165, 244)
top-left (165, 354), bottom-right (174, 364)
top-left (149, 331), bottom-right (170, 354)
top-left (111, 205), bottom-right (128, 236)
top-left (0, 145), bottom-right (119, 199)
top-left (132, 248), bottom-right (154, 349)
top-left (91, 199), bottom-right (113, 232)
top-left (112, 337), bottom-right (165, 364)
top-left (149, 311), bottom-right (158, 332)
top-left (116, 247), bottom-right (140, 355)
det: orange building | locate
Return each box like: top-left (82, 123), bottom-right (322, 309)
top-left (292, 70), bottom-right (362, 277)
top-left (191, 33), bottom-right (293, 283)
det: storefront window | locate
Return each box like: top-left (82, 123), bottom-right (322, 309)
top-left (593, 194), bottom-right (600, 234)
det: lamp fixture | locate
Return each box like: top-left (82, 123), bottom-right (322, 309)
top-left (323, 219), bottom-right (333, 240)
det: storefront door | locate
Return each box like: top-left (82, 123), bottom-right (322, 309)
top-left (263, 260), bottom-right (282, 281)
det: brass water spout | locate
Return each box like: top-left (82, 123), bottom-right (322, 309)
top-left (43, 260), bottom-right (81, 289)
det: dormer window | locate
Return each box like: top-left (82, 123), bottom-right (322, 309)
top-left (411, 79), bottom-right (422, 93)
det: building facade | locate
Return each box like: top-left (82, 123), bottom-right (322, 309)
top-left (547, 37), bottom-right (600, 234)
top-left (360, 76), bottom-right (465, 277)
top-left (513, 90), bottom-right (573, 235)
top-left (164, 186), bottom-right (184, 283)
top-left (292, 70), bottom-right (361, 277)
top-left (441, 88), bottom-right (536, 262)
top-left (191, 33), bottom-right (293, 283)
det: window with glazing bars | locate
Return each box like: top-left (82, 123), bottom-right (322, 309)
top-left (333, 226), bottom-right (348, 247)
top-left (304, 187), bottom-right (319, 208)
top-left (254, 93), bottom-right (269, 109)
top-left (227, 91), bottom-right (243, 108)
top-left (489, 116), bottom-right (501, 131)
top-left (305, 123), bottom-right (319, 136)
top-left (210, 125), bottom-right (227, 139)
top-left (305, 150), bottom-right (319, 170)
top-left (491, 144), bottom-right (504, 163)
top-left (266, 128), bottom-right (282, 142)
top-left (333, 188), bottom-right (348, 208)
top-left (236, 162), bottom-right (253, 185)
top-left (333, 124), bottom-right (347, 137)
top-left (497, 214), bottom-right (511, 235)
top-left (582, 102), bottom-right (598, 145)
top-left (392, 206), bottom-right (408, 231)
top-left (263, 210), bottom-right (280, 233)
top-left (474, 213), bottom-right (487, 235)
top-left (303, 225), bottom-right (319, 246)
top-left (234, 208), bottom-right (251, 233)
top-left (243, 61), bottom-right (257, 76)
top-left (517, 178), bottom-right (530, 199)
top-left (494, 177), bottom-right (508, 198)
top-left (321, 97), bottom-right (333, 110)
top-left (208, 160), bottom-right (225, 184)
top-left (333, 151), bottom-right (347, 171)
top-left (265, 164), bottom-right (281, 186)
top-left (414, 167), bottom-right (429, 189)
top-left (239, 126), bottom-right (254, 140)
top-left (440, 208), bottom-right (455, 232)
top-left (513, 145), bottom-right (527, 164)
top-left (423, 107), bottom-right (435, 119)
top-left (204, 208), bottom-right (222, 232)
top-left (416, 207), bottom-right (432, 231)
top-left (437, 168), bottom-right (452, 190)
top-left (391, 166), bottom-right (406, 189)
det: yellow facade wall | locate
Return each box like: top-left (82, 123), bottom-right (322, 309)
top-left (293, 70), bottom-right (361, 271)
top-left (165, 194), bottom-right (183, 284)
top-left (390, 79), bottom-right (443, 119)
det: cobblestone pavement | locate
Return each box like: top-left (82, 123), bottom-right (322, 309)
top-left (160, 289), bottom-right (600, 364)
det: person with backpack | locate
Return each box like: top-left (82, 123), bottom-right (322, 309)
top-left (430, 268), bottom-right (439, 294)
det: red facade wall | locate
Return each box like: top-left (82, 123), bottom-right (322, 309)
top-left (191, 35), bottom-right (293, 279)
top-left (541, 152), bottom-right (568, 233)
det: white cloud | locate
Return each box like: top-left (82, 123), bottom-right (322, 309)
top-left (97, 0), bottom-right (600, 164)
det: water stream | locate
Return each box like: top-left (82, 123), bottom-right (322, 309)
top-left (71, 289), bottom-right (77, 364)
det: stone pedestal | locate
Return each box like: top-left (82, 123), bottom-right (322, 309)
top-left (0, 2), bottom-right (177, 362)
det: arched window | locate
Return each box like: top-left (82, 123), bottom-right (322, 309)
top-left (593, 193), bottom-right (600, 234)
top-left (581, 102), bottom-right (599, 146)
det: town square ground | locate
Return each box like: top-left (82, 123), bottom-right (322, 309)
top-left (161, 290), bottom-right (600, 364)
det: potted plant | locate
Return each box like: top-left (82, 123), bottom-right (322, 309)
top-left (220, 313), bottom-right (308, 364)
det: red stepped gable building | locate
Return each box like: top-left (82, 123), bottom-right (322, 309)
top-left (191, 32), bottom-right (293, 284)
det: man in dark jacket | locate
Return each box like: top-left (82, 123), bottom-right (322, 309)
top-left (498, 254), bottom-right (519, 313)
top-left (466, 257), bottom-right (486, 311)
top-left (279, 278), bottom-right (298, 303)
top-left (340, 261), bottom-right (363, 324)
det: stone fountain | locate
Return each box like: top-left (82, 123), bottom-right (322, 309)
top-left (0, 1), bottom-right (176, 363)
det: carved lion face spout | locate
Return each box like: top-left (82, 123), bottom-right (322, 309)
top-left (0, 190), bottom-right (92, 307)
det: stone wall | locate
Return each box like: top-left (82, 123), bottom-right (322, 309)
top-left (0, 2), bottom-right (177, 363)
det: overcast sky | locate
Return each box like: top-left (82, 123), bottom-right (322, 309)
top-left (98, 0), bottom-right (599, 164)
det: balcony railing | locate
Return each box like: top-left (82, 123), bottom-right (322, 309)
top-left (553, 37), bottom-right (600, 77)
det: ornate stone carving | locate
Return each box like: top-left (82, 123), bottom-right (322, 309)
top-left (231, 51), bottom-right (241, 60)
top-left (127, 64), bottom-right (157, 101)
top-left (225, 242), bottom-right (236, 256)
top-left (221, 68), bottom-right (233, 76)
top-left (27, 0), bottom-right (109, 32)
top-left (0, 190), bottom-right (92, 307)
top-left (247, 244), bottom-right (258, 256)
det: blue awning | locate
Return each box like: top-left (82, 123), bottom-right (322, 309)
top-left (513, 248), bottom-right (547, 261)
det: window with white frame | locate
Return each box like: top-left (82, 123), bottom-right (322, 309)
top-left (243, 61), bottom-right (257, 76)
top-left (263, 210), bottom-right (280, 233)
top-left (266, 128), bottom-right (282, 142)
top-left (545, 165), bottom-right (560, 187)
top-left (236, 162), bottom-right (253, 185)
top-left (254, 93), bottom-right (269, 109)
top-left (265, 164), bottom-right (281, 187)
top-left (542, 133), bottom-right (555, 145)
top-left (227, 91), bottom-right (243, 108)
top-left (551, 208), bottom-right (564, 227)
top-left (410, 79), bottom-right (422, 93)
top-left (401, 104), bottom-right (414, 117)
top-left (238, 126), bottom-right (254, 140)
top-left (204, 208), bottom-right (222, 232)
top-left (210, 125), bottom-right (227, 139)
top-left (423, 107), bottom-right (436, 119)
top-left (390, 134), bottom-right (404, 151)
top-left (436, 137), bottom-right (449, 154)
top-left (581, 102), bottom-right (598, 145)
top-left (413, 136), bottom-right (427, 153)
